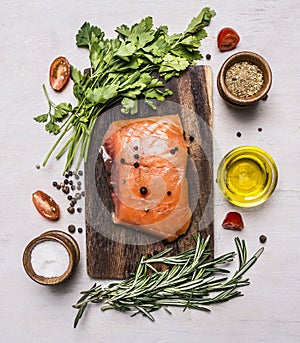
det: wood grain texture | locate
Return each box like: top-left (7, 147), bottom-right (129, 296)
top-left (85, 65), bottom-right (213, 279)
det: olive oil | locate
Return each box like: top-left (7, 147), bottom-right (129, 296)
top-left (217, 146), bottom-right (278, 207)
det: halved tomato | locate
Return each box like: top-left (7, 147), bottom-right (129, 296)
top-left (32, 190), bottom-right (60, 221)
top-left (49, 56), bottom-right (70, 91)
top-left (217, 28), bottom-right (240, 52)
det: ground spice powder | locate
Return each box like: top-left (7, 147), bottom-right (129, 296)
top-left (225, 61), bottom-right (264, 98)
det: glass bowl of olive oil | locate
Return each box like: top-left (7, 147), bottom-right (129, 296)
top-left (217, 146), bottom-right (278, 207)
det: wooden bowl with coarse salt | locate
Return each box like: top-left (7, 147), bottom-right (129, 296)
top-left (22, 230), bottom-right (80, 285)
top-left (217, 51), bottom-right (272, 107)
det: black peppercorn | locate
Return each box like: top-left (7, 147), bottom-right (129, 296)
top-left (62, 186), bottom-right (70, 194)
top-left (78, 170), bottom-right (83, 176)
top-left (133, 146), bottom-right (138, 150)
top-left (134, 162), bottom-right (139, 168)
top-left (140, 187), bottom-right (148, 195)
top-left (67, 206), bottom-right (75, 214)
top-left (64, 179), bottom-right (69, 185)
top-left (120, 158), bottom-right (125, 164)
top-left (71, 198), bottom-right (77, 206)
top-left (67, 195), bottom-right (72, 201)
top-left (52, 181), bottom-right (58, 187)
top-left (78, 227), bottom-right (83, 233)
top-left (68, 224), bottom-right (76, 234)
top-left (134, 154), bottom-right (139, 159)
top-left (56, 185), bottom-right (61, 190)
top-left (167, 191), bottom-right (172, 196)
top-left (75, 193), bottom-right (81, 200)
top-left (77, 207), bottom-right (82, 213)
top-left (259, 235), bottom-right (267, 243)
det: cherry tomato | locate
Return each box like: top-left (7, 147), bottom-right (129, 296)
top-left (49, 56), bottom-right (70, 91)
top-left (217, 28), bottom-right (240, 52)
top-left (32, 190), bottom-right (60, 221)
top-left (222, 212), bottom-right (244, 231)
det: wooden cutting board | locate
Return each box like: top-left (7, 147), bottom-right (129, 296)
top-left (85, 65), bottom-right (213, 279)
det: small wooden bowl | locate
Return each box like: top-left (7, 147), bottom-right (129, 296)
top-left (217, 51), bottom-right (272, 107)
top-left (23, 230), bottom-right (80, 285)
top-left (40, 230), bottom-right (80, 267)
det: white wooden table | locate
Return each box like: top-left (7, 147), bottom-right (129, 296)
top-left (1, 1), bottom-right (299, 342)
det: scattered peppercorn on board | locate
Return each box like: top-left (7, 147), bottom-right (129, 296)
top-left (85, 65), bottom-right (213, 279)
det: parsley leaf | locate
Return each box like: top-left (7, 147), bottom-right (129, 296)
top-left (36, 8), bottom-right (215, 172)
top-left (121, 98), bottom-right (138, 114)
top-left (184, 7), bottom-right (216, 35)
top-left (76, 22), bottom-right (104, 48)
top-left (86, 85), bottom-right (119, 104)
top-left (34, 113), bottom-right (48, 123)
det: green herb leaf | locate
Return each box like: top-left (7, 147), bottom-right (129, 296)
top-left (116, 42), bottom-right (136, 59)
top-left (35, 8), bottom-right (215, 172)
top-left (73, 234), bottom-right (263, 327)
top-left (45, 122), bottom-right (60, 134)
top-left (184, 7), bottom-right (216, 35)
top-left (70, 65), bottom-right (83, 83)
top-left (86, 84), bottom-right (119, 104)
top-left (115, 24), bottom-right (131, 39)
top-left (143, 87), bottom-right (173, 101)
top-left (121, 97), bottom-right (138, 114)
top-left (76, 22), bottom-right (104, 48)
top-left (160, 54), bottom-right (190, 72)
top-left (53, 103), bottom-right (72, 121)
top-left (33, 113), bottom-right (48, 123)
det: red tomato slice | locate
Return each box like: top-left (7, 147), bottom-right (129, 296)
top-left (49, 56), bottom-right (70, 91)
top-left (32, 190), bottom-right (60, 221)
top-left (222, 211), bottom-right (244, 231)
top-left (217, 28), bottom-right (240, 52)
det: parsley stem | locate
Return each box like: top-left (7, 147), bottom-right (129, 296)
top-left (36, 7), bottom-right (216, 172)
top-left (42, 120), bottom-right (73, 168)
top-left (55, 132), bottom-right (76, 160)
top-left (64, 130), bottom-right (84, 174)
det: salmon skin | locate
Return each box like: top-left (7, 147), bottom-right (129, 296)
top-left (101, 114), bottom-right (192, 242)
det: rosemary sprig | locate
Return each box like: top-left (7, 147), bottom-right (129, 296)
top-left (73, 235), bottom-right (263, 328)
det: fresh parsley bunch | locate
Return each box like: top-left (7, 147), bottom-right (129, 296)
top-left (35, 7), bottom-right (215, 172)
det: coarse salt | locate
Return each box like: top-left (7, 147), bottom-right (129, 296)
top-left (31, 240), bottom-right (70, 278)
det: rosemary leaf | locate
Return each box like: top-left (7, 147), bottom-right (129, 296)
top-left (73, 234), bottom-right (263, 327)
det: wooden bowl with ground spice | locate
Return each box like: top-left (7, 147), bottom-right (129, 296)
top-left (217, 51), bottom-right (272, 107)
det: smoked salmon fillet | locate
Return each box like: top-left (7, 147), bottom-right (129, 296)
top-left (101, 114), bottom-right (192, 242)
